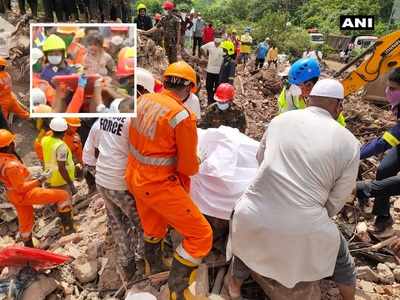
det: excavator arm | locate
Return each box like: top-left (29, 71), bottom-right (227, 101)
top-left (334, 31), bottom-right (400, 97)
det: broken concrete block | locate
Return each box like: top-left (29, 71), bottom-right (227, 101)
top-left (125, 292), bottom-right (156, 300)
top-left (35, 218), bottom-right (60, 239)
top-left (393, 267), bottom-right (400, 282)
top-left (72, 257), bottom-right (98, 284)
top-left (20, 274), bottom-right (59, 300)
top-left (87, 240), bottom-right (103, 261)
top-left (355, 222), bottom-right (370, 242)
top-left (377, 263), bottom-right (395, 284)
top-left (358, 280), bottom-right (375, 293)
top-left (356, 266), bottom-right (380, 283)
top-left (51, 233), bottom-right (82, 249)
top-left (0, 207), bottom-right (16, 222)
top-left (327, 287), bottom-right (340, 297)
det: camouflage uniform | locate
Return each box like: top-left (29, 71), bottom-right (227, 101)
top-left (200, 102), bottom-right (247, 133)
top-left (157, 12), bottom-right (181, 63)
top-left (97, 185), bottom-right (144, 274)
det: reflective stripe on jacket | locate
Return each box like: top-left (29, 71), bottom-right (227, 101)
top-left (278, 87), bottom-right (346, 127)
top-left (127, 90), bottom-right (199, 189)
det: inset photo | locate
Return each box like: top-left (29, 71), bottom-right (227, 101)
top-left (30, 23), bottom-right (136, 117)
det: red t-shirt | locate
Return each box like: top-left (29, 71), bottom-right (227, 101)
top-left (203, 27), bottom-right (215, 44)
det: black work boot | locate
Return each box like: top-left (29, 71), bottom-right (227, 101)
top-left (144, 238), bottom-right (167, 275)
top-left (59, 210), bottom-right (76, 235)
top-left (168, 253), bottom-right (198, 300)
top-left (373, 215), bottom-right (394, 233)
top-left (22, 235), bottom-right (34, 248)
top-left (356, 181), bottom-right (370, 209)
top-left (121, 258), bottom-right (137, 281)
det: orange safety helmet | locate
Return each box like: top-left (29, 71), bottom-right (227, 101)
top-left (33, 104), bottom-right (53, 113)
top-left (0, 129), bottom-right (15, 148)
top-left (163, 61), bottom-right (196, 91)
top-left (0, 57), bottom-right (7, 67)
top-left (57, 26), bottom-right (77, 35)
top-left (116, 47), bottom-right (135, 78)
top-left (111, 26), bottom-right (129, 32)
top-left (66, 117), bottom-right (81, 127)
top-left (116, 57), bottom-right (134, 78)
top-left (163, 1), bottom-right (175, 10)
top-left (214, 83), bottom-right (235, 103)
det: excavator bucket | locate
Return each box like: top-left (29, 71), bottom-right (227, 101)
top-left (363, 73), bottom-right (388, 104)
top-left (0, 246), bottom-right (71, 270)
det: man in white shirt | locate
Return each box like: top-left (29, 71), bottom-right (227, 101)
top-left (82, 119), bottom-right (101, 193)
top-left (87, 117), bottom-right (143, 281)
top-left (226, 79), bottom-right (360, 300)
top-left (201, 37), bottom-right (224, 105)
top-left (183, 93), bottom-right (201, 120)
top-left (303, 47), bottom-right (323, 63)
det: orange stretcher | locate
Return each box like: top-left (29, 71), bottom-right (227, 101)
top-left (0, 246), bottom-right (71, 270)
top-left (51, 74), bottom-right (101, 99)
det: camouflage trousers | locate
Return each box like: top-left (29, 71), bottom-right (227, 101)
top-left (164, 40), bottom-right (177, 64)
top-left (97, 185), bottom-right (144, 267)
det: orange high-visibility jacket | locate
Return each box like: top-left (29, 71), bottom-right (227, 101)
top-left (67, 42), bottom-right (87, 66)
top-left (0, 72), bottom-right (29, 119)
top-left (63, 131), bottom-right (83, 163)
top-left (0, 153), bottom-right (40, 204)
top-left (127, 90), bottom-right (199, 191)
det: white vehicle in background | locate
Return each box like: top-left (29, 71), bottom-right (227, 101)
top-left (309, 33), bottom-right (325, 45)
top-left (353, 36), bottom-right (378, 49)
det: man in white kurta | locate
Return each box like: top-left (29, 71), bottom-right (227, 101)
top-left (228, 79), bottom-right (360, 300)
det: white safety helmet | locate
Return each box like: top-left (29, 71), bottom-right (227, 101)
top-left (111, 35), bottom-right (124, 46)
top-left (31, 88), bottom-right (46, 106)
top-left (31, 48), bottom-right (44, 64)
top-left (136, 67), bottom-right (155, 93)
top-left (50, 117), bottom-right (68, 132)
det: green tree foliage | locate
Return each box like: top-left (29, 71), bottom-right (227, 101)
top-left (192, 0), bottom-right (394, 37)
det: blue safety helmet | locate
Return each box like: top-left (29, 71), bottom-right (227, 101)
top-left (288, 58), bottom-right (320, 85)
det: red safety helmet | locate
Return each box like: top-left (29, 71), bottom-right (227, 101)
top-left (111, 26), bottom-right (129, 32)
top-left (154, 79), bottom-right (163, 93)
top-left (214, 83), bottom-right (235, 103)
top-left (154, 13), bottom-right (162, 21)
top-left (163, 1), bottom-right (175, 10)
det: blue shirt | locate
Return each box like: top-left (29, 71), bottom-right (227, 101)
top-left (40, 64), bottom-right (74, 87)
top-left (256, 42), bottom-right (269, 59)
top-left (360, 121), bottom-right (400, 159)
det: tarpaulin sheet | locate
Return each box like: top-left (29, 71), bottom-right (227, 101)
top-left (191, 126), bottom-right (259, 220)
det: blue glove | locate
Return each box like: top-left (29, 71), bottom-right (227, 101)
top-left (78, 75), bottom-right (87, 88)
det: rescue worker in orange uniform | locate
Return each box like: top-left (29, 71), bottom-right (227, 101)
top-left (34, 118), bottom-right (83, 166)
top-left (64, 118), bottom-right (83, 164)
top-left (56, 26), bottom-right (87, 67)
top-left (0, 129), bottom-right (72, 247)
top-left (0, 57), bottom-right (29, 120)
top-left (126, 61), bottom-right (213, 299)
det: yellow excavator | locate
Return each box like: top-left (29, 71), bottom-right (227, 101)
top-left (334, 30), bottom-right (400, 98)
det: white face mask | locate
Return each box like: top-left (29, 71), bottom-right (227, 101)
top-left (48, 55), bottom-right (62, 65)
top-left (216, 102), bottom-right (229, 111)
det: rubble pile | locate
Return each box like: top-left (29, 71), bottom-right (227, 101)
top-left (0, 29), bottom-right (400, 298)
top-left (137, 33), bottom-right (168, 77)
